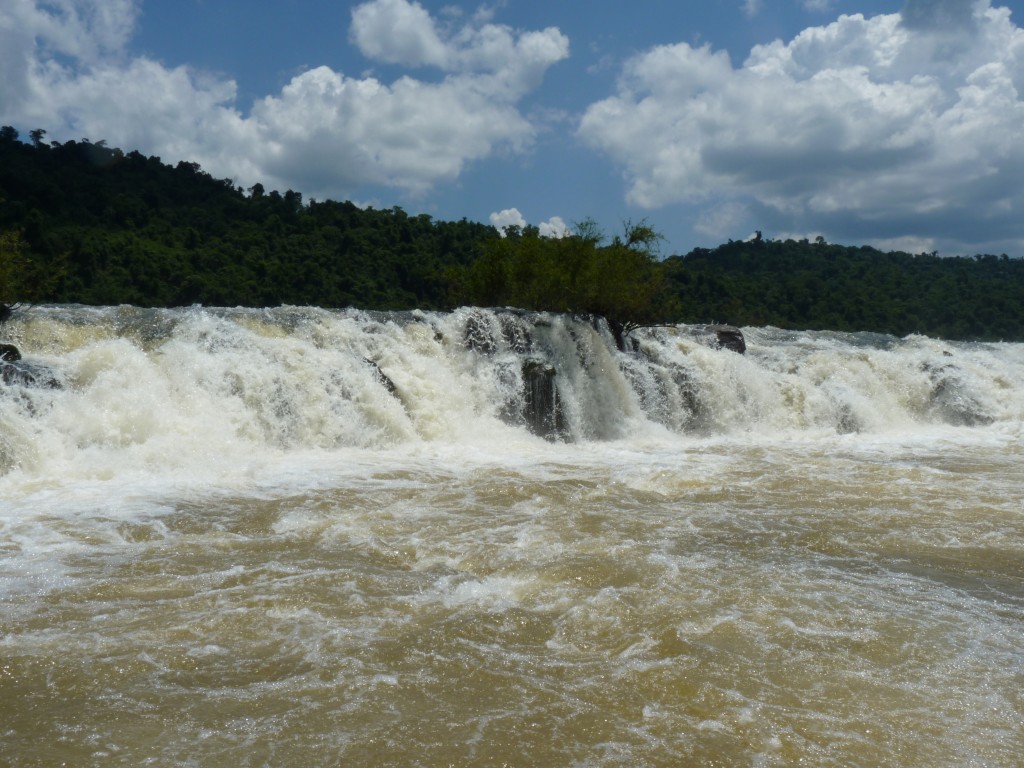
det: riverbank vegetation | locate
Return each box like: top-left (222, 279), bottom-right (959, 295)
top-left (663, 237), bottom-right (1024, 341)
top-left (2, 127), bottom-right (1023, 340)
top-left (460, 219), bottom-right (679, 344)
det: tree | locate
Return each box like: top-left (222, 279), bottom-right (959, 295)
top-left (0, 230), bottom-right (30, 320)
top-left (0, 229), bottom-right (67, 319)
top-left (585, 220), bottom-right (677, 346)
top-left (462, 219), bottom-right (679, 347)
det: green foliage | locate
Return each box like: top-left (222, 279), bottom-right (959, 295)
top-left (4, 125), bottom-right (1024, 341)
top-left (459, 219), bottom-right (679, 341)
top-left (663, 238), bottom-right (1024, 341)
top-left (0, 127), bottom-right (495, 311)
top-left (0, 228), bottom-right (66, 310)
top-left (0, 229), bottom-right (26, 306)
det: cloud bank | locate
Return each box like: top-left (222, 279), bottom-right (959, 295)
top-left (0, 0), bottom-right (568, 198)
top-left (579, 0), bottom-right (1024, 253)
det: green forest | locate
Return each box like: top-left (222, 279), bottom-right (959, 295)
top-left (2, 126), bottom-right (1023, 341)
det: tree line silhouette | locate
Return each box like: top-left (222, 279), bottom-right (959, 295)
top-left (2, 127), bottom-right (1022, 341)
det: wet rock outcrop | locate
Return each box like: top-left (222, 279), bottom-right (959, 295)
top-left (706, 325), bottom-right (746, 354)
top-left (521, 359), bottom-right (566, 440)
top-left (0, 344), bottom-right (63, 389)
top-left (1, 359), bottom-right (62, 389)
top-left (364, 358), bottom-right (397, 396)
top-left (673, 325), bottom-right (746, 354)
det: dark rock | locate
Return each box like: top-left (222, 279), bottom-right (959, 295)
top-left (706, 325), bottom-right (746, 354)
top-left (521, 359), bottom-right (566, 440)
top-left (675, 324), bottom-right (747, 354)
top-left (0, 343), bottom-right (21, 361)
top-left (1, 360), bottom-right (62, 389)
top-left (364, 358), bottom-right (397, 396)
top-left (605, 318), bottom-right (628, 352)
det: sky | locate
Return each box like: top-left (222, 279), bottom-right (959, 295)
top-left (2, 0), bottom-right (1023, 257)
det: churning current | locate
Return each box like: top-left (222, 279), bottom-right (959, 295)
top-left (1, 305), bottom-right (1023, 766)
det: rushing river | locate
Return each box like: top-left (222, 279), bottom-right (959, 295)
top-left (1, 306), bottom-right (1022, 767)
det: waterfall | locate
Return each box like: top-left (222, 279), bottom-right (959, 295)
top-left (2, 305), bottom-right (1022, 481)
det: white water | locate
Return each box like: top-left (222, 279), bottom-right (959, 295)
top-left (1, 306), bottom-right (1023, 766)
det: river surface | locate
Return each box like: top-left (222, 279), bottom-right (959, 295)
top-left (1, 306), bottom-right (1022, 766)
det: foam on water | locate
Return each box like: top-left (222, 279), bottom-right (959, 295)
top-left (2, 305), bottom-right (1022, 487)
top-left (2, 306), bottom-right (1024, 765)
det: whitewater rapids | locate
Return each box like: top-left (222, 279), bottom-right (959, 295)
top-left (1, 305), bottom-right (1022, 766)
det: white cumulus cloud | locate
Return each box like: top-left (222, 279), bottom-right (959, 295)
top-left (489, 208), bottom-right (568, 237)
top-left (579, 0), bottom-right (1024, 253)
top-left (539, 216), bottom-right (569, 238)
top-left (0, 0), bottom-right (569, 199)
top-left (350, 0), bottom-right (451, 68)
top-left (349, 0), bottom-right (570, 100)
top-left (490, 207), bottom-right (528, 232)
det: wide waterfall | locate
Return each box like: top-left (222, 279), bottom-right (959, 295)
top-left (1, 305), bottom-right (1019, 464)
top-left (2, 305), bottom-right (1023, 766)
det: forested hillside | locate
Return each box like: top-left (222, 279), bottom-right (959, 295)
top-left (664, 236), bottom-right (1024, 340)
top-left (2, 127), bottom-right (1023, 341)
top-left (0, 127), bottom-right (494, 309)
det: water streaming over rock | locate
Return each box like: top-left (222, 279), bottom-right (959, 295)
top-left (2, 305), bottom-right (1023, 766)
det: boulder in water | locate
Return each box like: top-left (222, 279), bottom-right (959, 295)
top-left (707, 325), bottom-right (746, 354)
top-left (676, 325), bottom-right (746, 354)
top-left (521, 359), bottom-right (566, 440)
top-left (2, 342), bottom-right (63, 388)
top-left (364, 358), bottom-right (397, 396)
top-left (1, 360), bottom-right (62, 389)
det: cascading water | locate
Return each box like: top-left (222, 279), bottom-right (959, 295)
top-left (2, 305), bottom-right (1023, 767)
top-left (5, 304), bottom-right (1018, 464)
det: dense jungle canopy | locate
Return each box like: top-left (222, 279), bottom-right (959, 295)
top-left (2, 126), bottom-right (1023, 341)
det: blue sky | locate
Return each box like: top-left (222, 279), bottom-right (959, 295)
top-left (2, 0), bottom-right (1024, 256)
